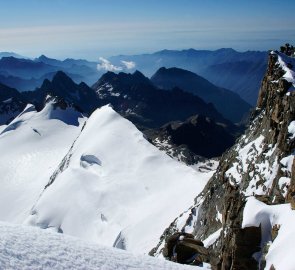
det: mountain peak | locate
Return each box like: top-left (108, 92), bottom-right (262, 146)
top-left (97, 70), bottom-right (151, 87)
top-left (132, 70), bottom-right (145, 77)
top-left (151, 66), bottom-right (251, 123)
top-left (215, 48), bottom-right (236, 53)
top-left (39, 54), bottom-right (48, 59)
top-left (52, 71), bottom-right (74, 84)
top-left (153, 67), bottom-right (195, 76)
top-left (37, 54), bottom-right (50, 61)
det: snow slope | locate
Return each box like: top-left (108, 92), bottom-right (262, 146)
top-left (0, 221), bottom-right (206, 270)
top-left (0, 100), bottom-right (85, 223)
top-left (25, 105), bottom-right (214, 253)
top-left (243, 197), bottom-right (295, 270)
top-left (275, 51), bottom-right (295, 88)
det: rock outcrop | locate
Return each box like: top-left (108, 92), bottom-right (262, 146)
top-left (151, 50), bottom-right (295, 269)
top-left (144, 114), bottom-right (235, 164)
top-left (161, 232), bottom-right (209, 266)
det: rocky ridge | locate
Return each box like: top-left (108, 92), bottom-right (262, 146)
top-left (144, 114), bottom-right (234, 165)
top-left (151, 51), bottom-right (295, 270)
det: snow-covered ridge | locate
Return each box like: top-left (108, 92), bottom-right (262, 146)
top-left (25, 105), bottom-right (214, 254)
top-left (0, 101), bottom-right (86, 223)
top-left (0, 221), bottom-right (202, 270)
top-left (271, 50), bottom-right (295, 89)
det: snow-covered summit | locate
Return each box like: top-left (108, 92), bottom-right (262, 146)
top-left (25, 105), bottom-right (213, 253)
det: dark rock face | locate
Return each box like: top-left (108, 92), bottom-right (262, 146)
top-left (0, 82), bottom-right (21, 101)
top-left (0, 98), bottom-right (26, 125)
top-left (0, 83), bottom-right (26, 125)
top-left (22, 71), bottom-right (100, 114)
top-left (145, 114), bottom-right (235, 160)
top-left (92, 70), bottom-right (234, 129)
top-left (151, 51), bottom-right (295, 269)
top-left (151, 67), bottom-right (252, 123)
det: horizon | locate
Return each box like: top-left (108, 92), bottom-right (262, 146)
top-left (1, 47), bottom-right (270, 62)
top-left (1, 0), bottom-right (295, 60)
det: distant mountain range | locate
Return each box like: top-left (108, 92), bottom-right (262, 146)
top-left (151, 67), bottom-right (251, 123)
top-left (0, 48), bottom-right (263, 159)
top-left (0, 55), bottom-right (101, 91)
top-left (92, 70), bottom-right (234, 129)
top-left (0, 69), bottom-right (242, 158)
top-left (110, 48), bottom-right (268, 105)
top-left (0, 48), bottom-right (267, 105)
top-left (0, 52), bottom-right (26, 59)
top-left (1, 48), bottom-right (294, 269)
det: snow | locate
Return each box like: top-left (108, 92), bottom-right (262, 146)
top-left (2, 98), bottom-right (12, 103)
top-left (280, 155), bottom-right (294, 173)
top-left (0, 101), bottom-right (86, 223)
top-left (216, 207), bottom-right (222, 222)
top-left (23, 105), bottom-right (213, 254)
top-left (278, 177), bottom-right (290, 196)
top-left (175, 207), bottom-right (198, 234)
top-left (288, 121), bottom-right (295, 139)
top-left (276, 52), bottom-right (295, 88)
top-left (225, 135), bottom-right (265, 186)
top-left (242, 197), bottom-right (295, 270)
top-left (202, 228), bottom-right (222, 248)
top-left (225, 128), bottom-right (280, 196)
top-left (96, 83), bottom-right (120, 98)
top-left (0, 221), bottom-right (200, 270)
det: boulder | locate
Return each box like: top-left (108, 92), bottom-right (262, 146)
top-left (164, 232), bottom-right (208, 266)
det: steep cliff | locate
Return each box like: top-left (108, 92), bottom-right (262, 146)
top-left (151, 51), bottom-right (295, 270)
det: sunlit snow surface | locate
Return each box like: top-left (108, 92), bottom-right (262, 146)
top-left (243, 197), bottom-right (295, 270)
top-left (0, 102), bottom-right (86, 223)
top-left (275, 51), bottom-right (295, 88)
top-left (0, 104), bottom-right (214, 255)
top-left (0, 221), bottom-right (206, 270)
top-left (25, 105), bottom-right (214, 253)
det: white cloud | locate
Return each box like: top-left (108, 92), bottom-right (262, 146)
top-left (97, 57), bottom-right (123, 72)
top-left (97, 57), bottom-right (136, 72)
top-left (121, 60), bottom-right (136, 69)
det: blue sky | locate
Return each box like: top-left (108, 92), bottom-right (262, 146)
top-left (0, 0), bottom-right (294, 59)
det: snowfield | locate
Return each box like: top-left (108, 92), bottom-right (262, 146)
top-left (0, 221), bottom-right (206, 270)
top-left (25, 105), bottom-right (214, 253)
top-left (0, 101), bottom-right (86, 223)
top-left (0, 103), bottom-right (214, 256)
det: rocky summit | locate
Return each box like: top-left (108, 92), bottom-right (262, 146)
top-left (151, 50), bottom-right (295, 269)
